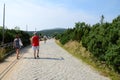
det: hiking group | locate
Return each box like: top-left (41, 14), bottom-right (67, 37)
top-left (13, 32), bottom-right (41, 59)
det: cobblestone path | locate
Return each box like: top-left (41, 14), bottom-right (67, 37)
top-left (2, 39), bottom-right (110, 80)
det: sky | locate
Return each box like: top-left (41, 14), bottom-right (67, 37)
top-left (0, 0), bottom-right (120, 31)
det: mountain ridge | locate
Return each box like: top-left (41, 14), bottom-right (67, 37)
top-left (28, 28), bottom-right (67, 36)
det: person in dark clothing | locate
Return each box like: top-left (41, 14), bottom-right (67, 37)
top-left (13, 34), bottom-right (23, 59)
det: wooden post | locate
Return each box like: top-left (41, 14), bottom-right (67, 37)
top-left (2, 3), bottom-right (5, 45)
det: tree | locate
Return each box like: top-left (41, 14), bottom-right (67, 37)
top-left (100, 15), bottom-right (104, 25)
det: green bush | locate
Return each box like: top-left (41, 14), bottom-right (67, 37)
top-left (57, 15), bottom-right (120, 73)
top-left (59, 29), bottom-right (74, 45)
top-left (105, 45), bottom-right (120, 72)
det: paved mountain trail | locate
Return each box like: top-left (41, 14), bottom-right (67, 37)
top-left (1, 39), bottom-right (110, 80)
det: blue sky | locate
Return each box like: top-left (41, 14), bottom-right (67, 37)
top-left (0, 0), bottom-right (120, 31)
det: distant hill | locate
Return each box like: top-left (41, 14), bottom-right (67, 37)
top-left (28, 28), bottom-right (67, 37)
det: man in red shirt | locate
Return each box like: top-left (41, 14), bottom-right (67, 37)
top-left (31, 32), bottom-right (40, 59)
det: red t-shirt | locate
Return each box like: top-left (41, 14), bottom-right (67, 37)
top-left (32, 35), bottom-right (39, 46)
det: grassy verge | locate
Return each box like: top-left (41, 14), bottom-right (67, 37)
top-left (56, 40), bottom-right (120, 80)
top-left (0, 48), bottom-right (6, 62)
top-left (0, 46), bottom-right (14, 62)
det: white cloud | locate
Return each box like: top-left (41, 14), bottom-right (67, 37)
top-left (0, 0), bottom-right (97, 31)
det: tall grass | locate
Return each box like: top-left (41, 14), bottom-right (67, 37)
top-left (0, 48), bottom-right (6, 62)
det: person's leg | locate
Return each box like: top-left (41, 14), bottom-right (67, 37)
top-left (37, 50), bottom-right (39, 57)
top-left (32, 46), bottom-right (36, 59)
top-left (16, 48), bottom-right (19, 59)
top-left (34, 50), bottom-right (36, 59)
top-left (37, 46), bottom-right (39, 57)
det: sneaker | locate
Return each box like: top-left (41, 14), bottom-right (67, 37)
top-left (17, 56), bottom-right (19, 59)
top-left (17, 57), bottom-right (19, 59)
top-left (37, 55), bottom-right (39, 58)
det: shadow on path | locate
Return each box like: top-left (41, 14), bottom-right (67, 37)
top-left (23, 57), bottom-right (64, 60)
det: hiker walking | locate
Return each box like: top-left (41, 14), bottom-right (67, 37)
top-left (31, 32), bottom-right (40, 59)
top-left (43, 35), bottom-right (47, 43)
top-left (13, 34), bottom-right (23, 59)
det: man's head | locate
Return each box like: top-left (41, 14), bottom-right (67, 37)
top-left (16, 33), bottom-right (19, 38)
top-left (33, 32), bottom-right (37, 35)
